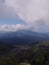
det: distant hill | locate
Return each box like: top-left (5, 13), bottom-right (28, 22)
top-left (0, 30), bottom-right (49, 45)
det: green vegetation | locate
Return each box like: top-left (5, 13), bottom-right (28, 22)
top-left (0, 41), bottom-right (49, 65)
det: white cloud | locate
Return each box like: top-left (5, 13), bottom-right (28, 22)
top-left (5, 0), bottom-right (49, 23)
top-left (0, 0), bottom-right (16, 19)
top-left (0, 0), bottom-right (49, 32)
top-left (0, 23), bottom-right (49, 32)
top-left (0, 24), bottom-right (30, 31)
top-left (0, 0), bottom-right (48, 22)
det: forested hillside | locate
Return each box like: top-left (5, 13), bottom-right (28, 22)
top-left (0, 41), bottom-right (49, 65)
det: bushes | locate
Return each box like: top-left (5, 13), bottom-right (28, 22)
top-left (0, 42), bottom-right (49, 65)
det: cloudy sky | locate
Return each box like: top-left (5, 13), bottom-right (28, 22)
top-left (0, 0), bottom-right (49, 32)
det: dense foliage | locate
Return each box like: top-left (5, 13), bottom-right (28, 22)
top-left (0, 42), bottom-right (49, 65)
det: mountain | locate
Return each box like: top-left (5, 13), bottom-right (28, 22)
top-left (0, 30), bottom-right (49, 45)
top-left (0, 30), bottom-right (49, 65)
top-left (0, 31), bottom-right (7, 34)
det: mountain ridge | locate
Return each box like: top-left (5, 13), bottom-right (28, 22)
top-left (0, 30), bottom-right (49, 45)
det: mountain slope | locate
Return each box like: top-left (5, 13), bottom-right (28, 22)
top-left (0, 30), bottom-right (49, 45)
top-left (0, 41), bottom-right (49, 65)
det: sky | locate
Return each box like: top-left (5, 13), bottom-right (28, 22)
top-left (0, 0), bottom-right (49, 32)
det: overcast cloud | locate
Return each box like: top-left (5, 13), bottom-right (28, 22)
top-left (0, 0), bottom-right (49, 32)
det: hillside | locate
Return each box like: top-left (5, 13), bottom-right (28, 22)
top-left (0, 30), bottom-right (49, 45)
top-left (0, 41), bottom-right (49, 65)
